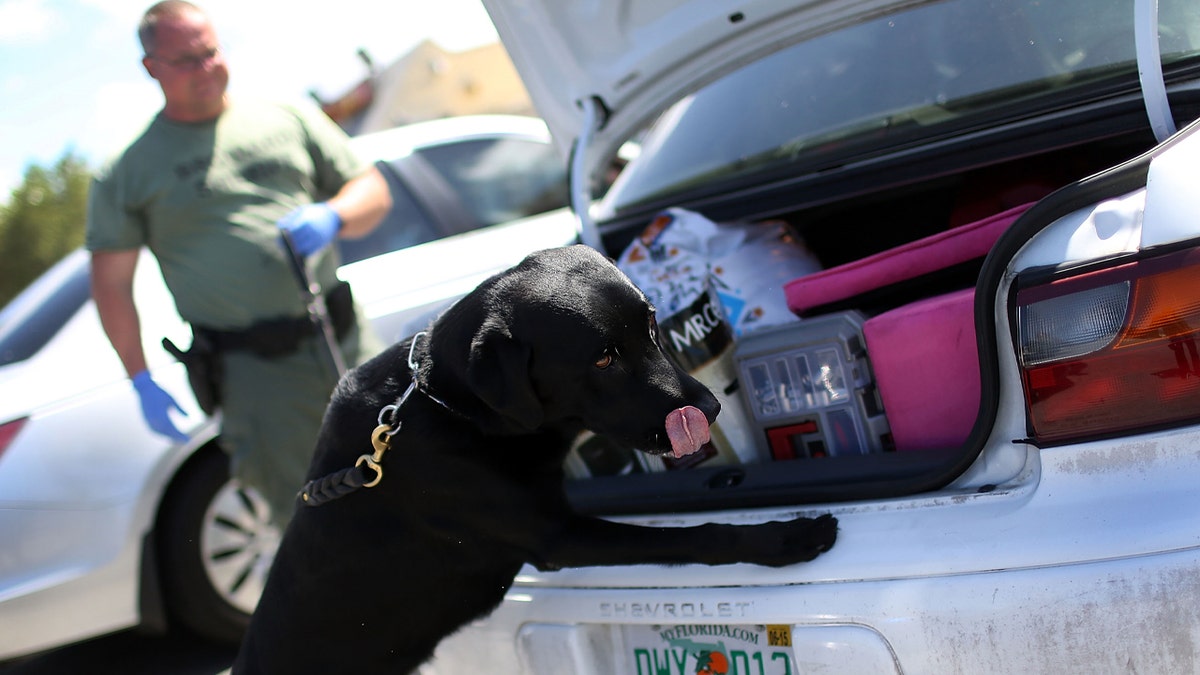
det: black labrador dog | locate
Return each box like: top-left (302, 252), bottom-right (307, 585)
top-left (233, 245), bottom-right (836, 673)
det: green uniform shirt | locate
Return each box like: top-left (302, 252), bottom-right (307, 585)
top-left (86, 99), bottom-right (380, 527)
top-left (86, 99), bottom-right (364, 329)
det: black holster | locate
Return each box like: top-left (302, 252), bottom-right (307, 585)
top-left (162, 331), bottom-right (223, 416)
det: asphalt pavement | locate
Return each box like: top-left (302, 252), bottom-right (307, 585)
top-left (0, 629), bottom-right (236, 674)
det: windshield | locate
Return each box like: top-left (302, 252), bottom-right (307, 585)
top-left (606, 0), bottom-right (1200, 209)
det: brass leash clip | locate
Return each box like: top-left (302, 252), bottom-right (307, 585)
top-left (303, 336), bottom-right (426, 502)
top-left (355, 423), bottom-right (393, 488)
top-left (355, 388), bottom-right (409, 489)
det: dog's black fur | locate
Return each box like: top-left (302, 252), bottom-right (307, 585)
top-left (233, 245), bottom-right (837, 673)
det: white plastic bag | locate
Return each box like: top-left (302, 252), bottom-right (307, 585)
top-left (617, 207), bottom-right (822, 336)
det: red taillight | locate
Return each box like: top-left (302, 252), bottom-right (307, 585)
top-left (1017, 247), bottom-right (1200, 445)
top-left (0, 417), bottom-right (28, 460)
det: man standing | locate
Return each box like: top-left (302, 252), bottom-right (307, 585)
top-left (86, 0), bottom-right (392, 527)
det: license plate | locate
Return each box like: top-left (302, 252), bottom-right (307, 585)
top-left (623, 623), bottom-right (797, 674)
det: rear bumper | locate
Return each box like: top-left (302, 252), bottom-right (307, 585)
top-left (420, 430), bottom-right (1200, 674)
top-left (423, 544), bottom-right (1200, 674)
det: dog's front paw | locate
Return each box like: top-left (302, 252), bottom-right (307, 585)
top-left (743, 513), bottom-right (838, 567)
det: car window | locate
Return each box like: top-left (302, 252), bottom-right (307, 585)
top-left (605, 0), bottom-right (1200, 209)
top-left (0, 250), bottom-right (91, 366)
top-left (337, 161), bottom-right (443, 265)
top-left (337, 138), bottom-right (570, 266)
top-left (415, 137), bottom-right (569, 225)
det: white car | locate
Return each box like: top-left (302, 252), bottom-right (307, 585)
top-left (0, 114), bottom-right (577, 662)
top-left (393, 1), bottom-right (1200, 673)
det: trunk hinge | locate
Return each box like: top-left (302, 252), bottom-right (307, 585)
top-left (1134, 0), bottom-right (1177, 143)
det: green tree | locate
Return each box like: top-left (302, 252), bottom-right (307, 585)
top-left (0, 152), bottom-right (92, 307)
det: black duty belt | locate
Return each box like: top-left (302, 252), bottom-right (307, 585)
top-left (195, 280), bottom-right (355, 359)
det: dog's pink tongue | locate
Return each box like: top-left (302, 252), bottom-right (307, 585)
top-left (665, 406), bottom-right (710, 459)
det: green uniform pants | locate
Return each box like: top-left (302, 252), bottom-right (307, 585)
top-left (219, 312), bottom-right (382, 528)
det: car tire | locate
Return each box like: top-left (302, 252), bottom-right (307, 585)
top-left (156, 447), bottom-right (280, 644)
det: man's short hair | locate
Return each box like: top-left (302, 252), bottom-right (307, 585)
top-left (138, 0), bottom-right (203, 55)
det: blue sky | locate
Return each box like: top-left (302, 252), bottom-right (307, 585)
top-left (0, 0), bottom-right (499, 195)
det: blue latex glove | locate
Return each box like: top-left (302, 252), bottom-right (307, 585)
top-left (132, 370), bottom-right (190, 443)
top-left (277, 202), bottom-right (342, 257)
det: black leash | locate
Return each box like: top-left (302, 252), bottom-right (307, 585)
top-left (298, 334), bottom-right (425, 507)
top-left (298, 398), bottom-right (404, 506)
top-left (297, 461), bottom-right (372, 505)
top-left (279, 229), bottom-right (347, 379)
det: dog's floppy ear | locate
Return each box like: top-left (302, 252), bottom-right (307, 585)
top-left (467, 320), bottom-right (543, 431)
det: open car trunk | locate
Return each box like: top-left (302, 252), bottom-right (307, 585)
top-left (478, 0), bottom-right (1200, 516)
top-left (568, 97), bottom-right (1200, 515)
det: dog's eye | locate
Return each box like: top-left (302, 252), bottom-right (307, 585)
top-left (594, 351), bottom-right (614, 369)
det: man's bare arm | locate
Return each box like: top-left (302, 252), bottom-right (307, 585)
top-left (329, 165), bottom-right (392, 239)
top-left (90, 249), bottom-right (147, 377)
